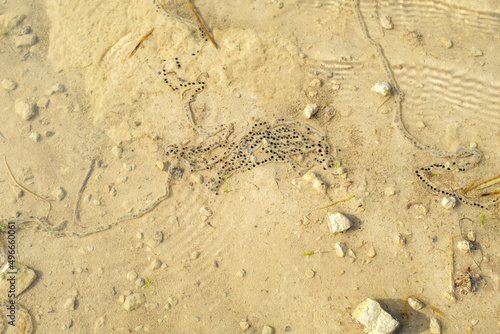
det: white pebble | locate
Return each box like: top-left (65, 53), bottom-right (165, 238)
top-left (407, 297), bottom-right (424, 310)
top-left (380, 15), bottom-right (394, 30)
top-left (29, 132), bottom-right (41, 142)
top-left (262, 325), bottom-right (274, 334)
top-left (352, 298), bottom-right (399, 334)
top-left (15, 33), bottom-right (38, 47)
top-left (309, 78), bottom-right (322, 88)
top-left (239, 321), bottom-right (250, 331)
top-left (429, 317), bottom-right (441, 334)
top-left (457, 240), bottom-right (472, 253)
top-left (14, 99), bottom-right (35, 120)
top-left (1, 79), bottom-right (17, 91)
top-left (470, 47), bottom-right (483, 57)
top-left (466, 231), bottom-right (476, 242)
top-left (334, 242), bottom-right (346, 258)
top-left (236, 269), bottom-right (246, 278)
top-left (303, 104), bottom-right (318, 119)
top-left (371, 82), bottom-right (392, 96)
top-left (326, 212), bottom-right (352, 234)
top-left (441, 196), bottom-right (456, 209)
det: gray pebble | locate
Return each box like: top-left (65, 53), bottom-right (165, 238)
top-left (1, 79), bottom-right (17, 91)
top-left (14, 99), bottom-right (35, 120)
top-left (15, 33), bottom-right (38, 47)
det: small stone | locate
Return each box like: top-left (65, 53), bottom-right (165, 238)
top-left (190, 173), bottom-right (204, 184)
top-left (415, 121), bottom-right (426, 128)
top-left (150, 259), bottom-right (162, 270)
top-left (53, 187), bottom-right (66, 201)
top-left (153, 231), bottom-right (164, 243)
top-left (63, 297), bottom-right (76, 310)
top-left (135, 278), bottom-right (145, 288)
top-left (200, 206), bottom-right (212, 221)
top-left (380, 15), bottom-right (394, 30)
top-left (93, 199), bottom-right (101, 206)
top-left (470, 47), bottom-right (483, 57)
top-left (334, 242), bottom-right (346, 258)
top-left (440, 38), bottom-right (453, 49)
top-left (371, 82), bottom-right (392, 96)
top-left (469, 142), bottom-right (477, 149)
top-left (1, 79), bottom-right (17, 91)
top-left (470, 319), bottom-right (479, 326)
top-left (14, 99), bottom-right (35, 120)
top-left (366, 247), bottom-right (376, 258)
top-left (167, 296), bottom-right (178, 306)
top-left (309, 78), bottom-right (322, 88)
top-left (384, 187), bottom-right (396, 197)
top-left (396, 234), bottom-right (407, 245)
top-left (123, 163), bottom-right (136, 171)
top-left (466, 231), bottom-right (476, 242)
top-left (326, 212), bottom-right (352, 234)
top-left (429, 317), bottom-right (441, 334)
top-left (14, 33), bottom-right (38, 47)
top-left (136, 232), bottom-right (143, 240)
top-left (407, 297), bottom-right (424, 310)
top-left (94, 316), bottom-right (105, 331)
top-left (441, 196), bottom-right (456, 209)
top-left (240, 321), bottom-right (250, 331)
top-left (156, 161), bottom-right (166, 171)
top-left (347, 249), bottom-right (356, 259)
top-left (457, 239), bottom-right (472, 253)
top-left (0, 262), bottom-right (37, 298)
top-left (29, 132), bottom-right (41, 142)
top-left (111, 146), bottom-right (123, 158)
top-left (52, 84), bottom-right (66, 93)
top-left (126, 271), bottom-right (138, 281)
top-left (352, 298), bottom-right (399, 334)
top-left (190, 251), bottom-right (200, 260)
top-left (303, 104), bottom-right (318, 119)
top-left (36, 96), bottom-right (49, 108)
top-left (305, 269), bottom-right (315, 278)
top-left (262, 325), bottom-right (274, 334)
top-left (443, 291), bottom-right (456, 302)
top-left (236, 269), bottom-right (246, 278)
top-left (123, 293), bottom-right (146, 311)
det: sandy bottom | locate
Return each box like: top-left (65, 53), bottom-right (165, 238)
top-left (0, 0), bottom-right (499, 333)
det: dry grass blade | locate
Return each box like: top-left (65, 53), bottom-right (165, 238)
top-left (186, 0), bottom-right (218, 49)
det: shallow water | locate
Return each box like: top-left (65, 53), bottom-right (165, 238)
top-left (0, 0), bottom-right (499, 332)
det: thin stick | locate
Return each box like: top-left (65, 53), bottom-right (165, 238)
top-left (317, 194), bottom-right (356, 210)
top-left (185, 0), bottom-right (219, 49)
top-left (74, 159), bottom-right (96, 223)
top-left (129, 28), bottom-right (154, 58)
top-left (464, 174), bottom-right (500, 193)
top-left (3, 156), bottom-right (53, 219)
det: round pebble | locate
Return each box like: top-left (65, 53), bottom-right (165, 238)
top-left (371, 82), bottom-right (392, 96)
top-left (1, 79), bottom-right (17, 91)
top-left (53, 186), bottom-right (66, 201)
top-left (441, 196), bottom-right (456, 209)
top-left (407, 297), bottom-right (424, 310)
top-left (305, 268), bottom-right (315, 279)
top-left (14, 99), bottom-right (35, 120)
top-left (150, 259), bottom-right (162, 270)
top-left (126, 271), bottom-right (138, 281)
top-left (111, 146), bottom-right (123, 158)
top-left (236, 269), bottom-right (246, 278)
